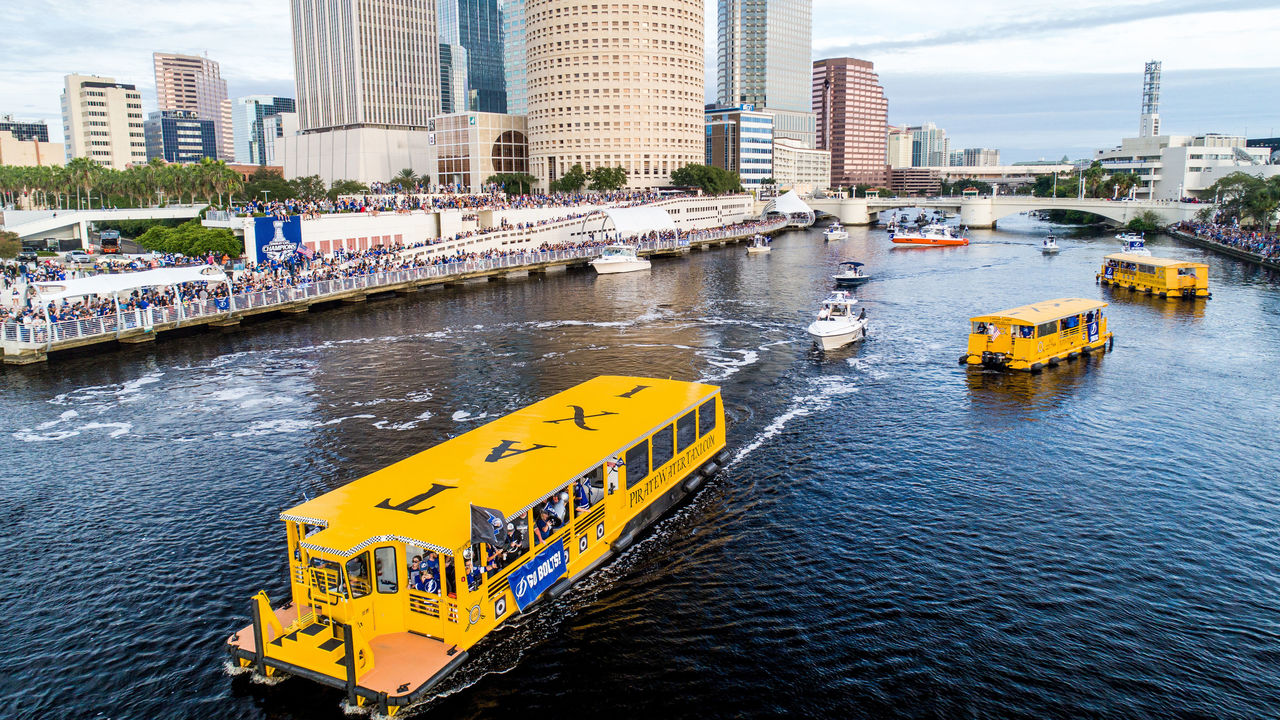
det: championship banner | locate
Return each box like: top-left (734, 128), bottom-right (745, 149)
top-left (508, 538), bottom-right (568, 611)
top-left (253, 216), bottom-right (303, 263)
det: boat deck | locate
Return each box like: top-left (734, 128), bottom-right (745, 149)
top-left (228, 605), bottom-right (455, 700)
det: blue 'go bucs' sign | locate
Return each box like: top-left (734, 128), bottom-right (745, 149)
top-left (508, 538), bottom-right (568, 611)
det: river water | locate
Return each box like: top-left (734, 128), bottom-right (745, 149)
top-left (3, 217), bottom-right (1279, 720)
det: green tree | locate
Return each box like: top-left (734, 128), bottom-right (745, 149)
top-left (1126, 210), bottom-right (1163, 232)
top-left (0, 229), bottom-right (20, 259)
top-left (289, 175), bottom-right (327, 200)
top-left (1205, 172), bottom-right (1280, 230)
top-left (549, 163), bottom-right (587, 193)
top-left (242, 168), bottom-right (292, 206)
top-left (392, 168), bottom-right (418, 188)
top-left (64, 156), bottom-right (103, 209)
top-left (1083, 160), bottom-right (1105, 198)
top-left (587, 166), bottom-right (628, 192)
top-left (328, 179), bottom-right (371, 200)
top-left (670, 164), bottom-right (743, 194)
top-left (486, 173), bottom-right (537, 196)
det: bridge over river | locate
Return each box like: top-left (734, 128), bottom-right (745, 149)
top-left (808, 195), bottom-right (1206, 228)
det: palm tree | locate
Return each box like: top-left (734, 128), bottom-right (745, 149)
top-left (64, 156), bottom-right (102, 209)
top-left (393, 168), bottom-right (417, 188)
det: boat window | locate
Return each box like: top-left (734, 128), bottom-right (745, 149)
top-left (346, 553), bottom-right (371, 599)
top-left (309, 557), bottom-right (343, 597)
top-left (532, 486), bottom-right (570, 546)
top-left (407, 547), bottom-right (442, 594)
top-left (375, 546), bottom-right (398, 594)
top-left (574, 465), bottom-right (604, 512)
top-left (651, 424), bottom-right (674, 469)
top-left (626, 439), bottom-right (650, 488)
top-left (1018, 325), bottom-right (1034, 339)
top-left (676, 410), bottom-right (697, 452)
top-left (487, 511), bottom-right (529, 577)
top-left (1060, 315), bottom-right (1080, 331)
top-left (1036, 320), bottom-right (1058, 337)
top-left (1138, 264), bottom-right (1155, 274)
top-left (444, 555), bottom-right (457, 599)
top-left (971, 321), bottom-right (988, 334)
top-left (698, 398), bottom-right (717, 437)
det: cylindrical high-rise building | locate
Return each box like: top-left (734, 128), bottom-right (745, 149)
top-left (525, 0), bottom-right (703, 189)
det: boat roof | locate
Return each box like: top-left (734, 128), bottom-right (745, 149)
top-left (285, 376), bottom-right (719, 558)
top-left (839, 261), bottom-right (864, 267)
top-left (971, 298), bottom-right (1106, 324)
top-left (1104, 253), bottom-right (1205, 267)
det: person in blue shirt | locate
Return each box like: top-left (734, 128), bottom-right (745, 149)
top-left (464, 559), bottom-right (482, 591)
top-left (533, 508), bottom-right (553, 544)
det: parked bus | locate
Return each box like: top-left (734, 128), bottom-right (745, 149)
top-left (99, 229), bottom-right (121, 254)
top-left (226, 375), bottom-right (729, 715)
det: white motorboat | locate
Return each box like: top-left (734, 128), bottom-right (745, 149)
top-left (807, 290), bottom-right (868, 351)
top-left (832, 261), bottom-right (872, 286)
top-left (891, 223), bottom-right (968, 246)
top-left (823, 222), bottom-right (849, 241)
top-left (590, 244), bottom-right (651, 274)
top-left (1041, 235), bottom-right (1060, 254)
top-left (746, 234), bottom-right (772, 254)
top-left (1116, 232), bottom-right (1151, 256)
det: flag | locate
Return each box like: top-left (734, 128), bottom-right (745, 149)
top-left (297, 244), bottom-right (315, 259)
top-left (470, 504), bottom-right (509, 547)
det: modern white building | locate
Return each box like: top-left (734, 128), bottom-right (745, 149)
top-left (886, 126), bottom-right (912, 170)
top-left (771, 138), bottom-right (829, 194)
top-left (909, 122), bottom-right (948, 167)
top-left (280, 0), bottom-right (442, 183)
top-left (60, 74), bottom-right (146, 170)
top-left (1095, 134), bottom-right (1278, 200)
top-left (705, 105), bottom-right (773, 190)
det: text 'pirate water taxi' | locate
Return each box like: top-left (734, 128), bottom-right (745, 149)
top-left (1097, 253), bottom-right (1211, 299)
top-left (226, 376), bottom-right (729, 715)
top-left (961, 298), bottom-right (1113, 371)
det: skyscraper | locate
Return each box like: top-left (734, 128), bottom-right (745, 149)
top-left (153, 52), bottom-right (234, 160)
top-left (438, 0), bottom-right (470, 114)
top-left (61, 74), bottom-right (147, 170)
top-left (457, 0), bottom-right (507, 113)
top-left (812, 57), bottom-right (888, 187)
top-left (290, 0), bottom-right (440, 132)
top-left (909, 122), bottom-right (948, 167)
top-left (717, 0), bottom-right (812, 113)
top-left (145, 110), bottom-right (218, 163)
top-left (232, 95), bottom-right (296, 165)
top-left (501, 0), bottom-right (527, 115)
top-left (526, 0), bottom-right (703, 188)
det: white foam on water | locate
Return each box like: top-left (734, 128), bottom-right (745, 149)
top-left (373, 411), bottom-right (434, 431)
top-left (451, 410), bottom-right (491, 423)
top-left (239, 395), bottom-right (294, 409)
top-left (405, 390), bottom-right (433, 403)
top-left (729, 376), bottom-right (859, 467)
top-left (12, 428), bottom-right (81, 442)
top-left (697, 348), bottom-right (760, 383)
top-left (210, 388), bottom-right (255, 402)
top-left (80, 422), bottom-right (132, 438)
top-left (36, 410), bottom-right (79, 429)
top-left (229, 414), bottom-right (376, 437)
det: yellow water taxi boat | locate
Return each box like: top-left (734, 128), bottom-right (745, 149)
top-left (960, 298), bottom-right (1113, 371)
top-left (226, 376), bottom-right (728, 715)
top-left (1097, 253), bottom-right (1210, 299)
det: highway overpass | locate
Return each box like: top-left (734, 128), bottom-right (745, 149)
top-left (0, 205), bottom-right (208, 246)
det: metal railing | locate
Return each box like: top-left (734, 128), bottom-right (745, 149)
top-left (2, 222), bottom-right (784, 352)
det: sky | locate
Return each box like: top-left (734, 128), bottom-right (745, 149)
top-left (2, 0), bottom-right (1278, 162)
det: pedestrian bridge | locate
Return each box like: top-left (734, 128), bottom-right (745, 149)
top-left (0, 205), bottom-right (208, 245)
top-left (807, 196), bottom-right (1206, 228)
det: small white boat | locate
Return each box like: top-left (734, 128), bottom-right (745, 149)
top-left (891, 223), bottom-right (968, 246)
top-left (746, 234), bottom-right (771, 254)
top-left (1116, 232), bottom-right (1151, 256)
top-left (823, 222), bottom-right (849, 241)
top-left (807, 290), bottom-right (868, 351)
top-left (1041, 235), bottom-right (1060, 254)
top-left (832, 261), bottom-right (872, 286)
top-left (590, 244), bottom-right (651, 274)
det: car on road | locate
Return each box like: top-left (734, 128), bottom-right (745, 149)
top-left (64, 250), bottom-right (93, 264)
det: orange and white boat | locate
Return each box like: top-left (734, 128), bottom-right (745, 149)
top-left (891, 223), bottom-right (968, 246)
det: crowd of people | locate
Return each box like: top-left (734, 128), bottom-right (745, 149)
top-left (232, 188), bottom-right (681, 220)
top-left (1175, 221), bottom-right (1280, 262)
top-left (3, 210), bottom-right (780, 340)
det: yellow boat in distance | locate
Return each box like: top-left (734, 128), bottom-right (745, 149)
top-left (960, 298), bottom-right (1113, 372)
top-left (227, 376), bottom-right (728, 715)
top-left (1097, 253), bottom-right (1211, 299)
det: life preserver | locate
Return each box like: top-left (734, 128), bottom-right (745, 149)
top-left (1036, 341), bottom-right (1044, 353)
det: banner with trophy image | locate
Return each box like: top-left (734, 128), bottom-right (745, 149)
top-left (251, 216), bottom-right (303, 264)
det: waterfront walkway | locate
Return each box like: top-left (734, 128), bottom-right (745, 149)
top-left (1170, 222), bottom-right (1280, 272)
top-left (1, 218), bottom-right (786, 364)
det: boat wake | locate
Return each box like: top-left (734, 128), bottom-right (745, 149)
top-left (728, 375), bottom-right (859, 468)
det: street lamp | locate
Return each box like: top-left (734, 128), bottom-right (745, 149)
top-left (260, 190), bottom-right (271, 204)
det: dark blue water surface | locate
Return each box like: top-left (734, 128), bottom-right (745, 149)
top-left (2, 217), bottom-right (1279, 720)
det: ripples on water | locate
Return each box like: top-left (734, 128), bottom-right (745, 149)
top-left (2, 218), bottom-right (1279, 719)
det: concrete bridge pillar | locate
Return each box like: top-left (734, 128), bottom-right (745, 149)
top-left (960, 198), bottom-right (996, 229)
